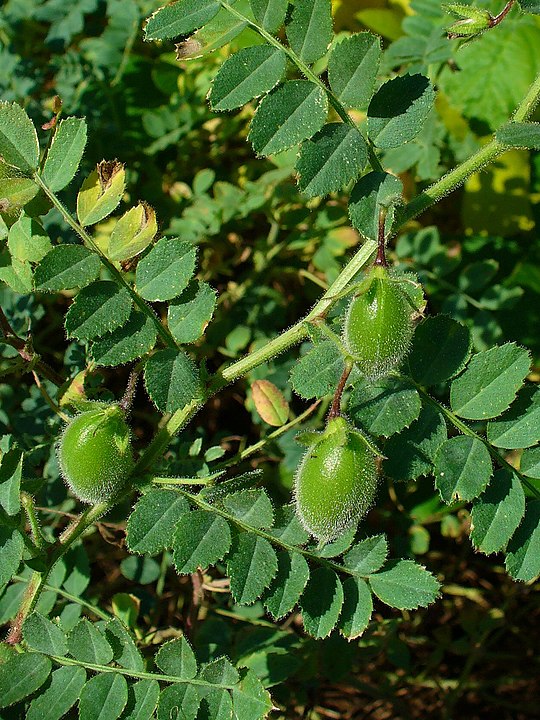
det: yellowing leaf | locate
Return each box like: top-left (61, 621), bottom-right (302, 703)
top-left (251, 379), bottom-right (289, 426)
top-left (108, 202), bottom-right (157, 262)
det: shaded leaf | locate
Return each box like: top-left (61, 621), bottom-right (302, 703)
top-left (23, 612), bottom-right (68, 656)
top-left (65, 280), bottom-right (132, 341)
top-left (79, 673), bottom-right (128, 720)
top-left (434, 436), bottom-right (492, 503)
top-left (136, 237), bottom-right (196, 302)
top-left (300, 567), bottom-right (343, 638)
top-left (126, 489), bottom-right (190, 556)
top-left (470, 469), bottom-right (526, 554)
top-left (91, 311), bottom-right (157, 367)
top-left (349, 376), bottom-right (421, 437)
top-left (264, 550), bottom-right (310, 620)
top-left (338, 577), bottom-right (372, 639)
top-left (408, 315), bottom-right (472, 386)
top-left (290, 341), bottom-right (344, 400)
top-left (505, 500), bottom-right (540, 582)
top-left (156, 637), bottom-right (197, 679)
top-left (227, 534), bottom-right (278, 605)
top-left (487, 385), bottom-right (540, 449)
top-left (34, 245), bottom-right (100, 292)
top-left (343, 534), bottom-right (388, 575)
top-left (27, 665), bottom-right (86, 720)
top-left (144, 349), bottom-right (202, 413)
top-left (0, 652), bottom-right (51, 709)
top-left (173, 510), bottom-right (232, 574)
top-left (369, 559), bottom-right (440, 610)
top-left (328, 32), bottom-right (381, 109)
top-left (285, 0), bottom-right (333, 64)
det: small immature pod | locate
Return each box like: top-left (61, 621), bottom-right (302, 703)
top-left (294, 417), bottom-right (378, 543)
top-left (343, 265), bottom-right (415, 379)
top-left (57, 403), bottom-right (134, 504)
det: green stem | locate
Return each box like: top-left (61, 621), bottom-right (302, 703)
top-left (21, 492), bottom-right (44, 550)
top-left (13, 575), bottom-right (111, 622)
top-left (218, 1), bottom-right (383, 172)
top-left (32, 174), bottom-right (178, 351)
top-left (399, 68), bottom-right (540, 228)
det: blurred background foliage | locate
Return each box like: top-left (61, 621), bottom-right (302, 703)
top-left (1, 0), bottom-right (539, 716)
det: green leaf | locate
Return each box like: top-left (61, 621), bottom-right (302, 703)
top-left (0, 446), bottom-right (22, 515)
top-left (67, 618), bottom-right (113, 665)
top-left (126, 489), bottom-right (190, 556)
top-left (156, 637), bottom-right (197, 679)
top-left (348, 171), bottom-right (403, 241)
top-left (268, 505), bottom-right (310, 546)
top-left (210, 46), bottom-right (286, 111)
top-left (338, 577), bottom-right (373, 639)
top-left (0, 250), bottom-right (32, 294)
top-left (145, 0), bottom-right (220, 41)
top-left (285, 0), bottom-right (333, 64)
top-left (0, 525), bottom-right (24, 586)
top-left (249, 80), bottom-right (328, 157)
top-left (198, 657), bottom-right (239, 686)
top-left (222, 489), bottom-right (274, 528)
top-left (90, 311), bottom-right (158, 367)
top-left (296, 123), bottom-right (368, 198)
top-left (77, 163), bottom-right (126, 226)
top-left (7, 214), bottom-right (52, 264)
top-left (487, 385), bottom-right (540, 449)
top-left (157, 684), bottom-right (200, 720)
top-left (264, 550), bottom-right (310, 620)
top-left (300, 567), bottom-right (343, 638)
top-left (470, 469), bottom-right (526, 555)
top-left (27, 665), bottom-right (86, 720)
top-left (383, 404), bottom-right (447, 481)
top-left (0, 101), bottom-right (39, 172)
top-left (108, 203), bottom-right (158, 262)
top-left (250, 0), bottom-right (288, 32)
top-left (104, 619), bottom-right (144, 671)
top-left (434, 436), bottom-right (492, 503)
top-left (290, 341), bottom-right (344, 400)
top-left (505, 500), bottom-right (540, 582)
top-left (450, 343), bottom-right (531, 420)
top-left (0, 176), bottom-right (39, 211)
top-left (42, 117), bottom-right (87, 192)
top-left (314, 523), bottom-right (357, 558)
top-left (79, 673), bottom-right (128, 720)
top-left (496, 122), bottom-right (540, 149)
top-left (348, 376), bottom-right (421, 437)
top-left (521, 447), bottom-right (540, 479)
top-left (177, 0), bottom-right (253, 59)
top-left (34, 245), bottom-right (101, 292)
top-left (136, 237), bottom-right (196, 302)
top-left (368, 74), bottom-right (435, 149)
top-left (328, 33), bottom-right (381, 110)
top-left (343, 534), bottom-right (388, 575)
top-left (122, 679), bottom-right (160, 720)
top-left (0, 652), bottom-right (51, 709)
top-left (65, 280), bottom-right (132, 341)
top-left (168, 281), bottom-right (217, 344)
top-left (231, 668), bottom-right (272, 720)
top-left (173, 510), bottom-right (232, 574)
top-left (369, 560), bottom-right (440, 610)
top-left (518, 0), bottom-right (540, 12)
top-left (251, 380), bottom-right (289, 427)
top-left (120, 556), bottom-right (160, 584)
top-left (144, 348), bottom-right (202, 413)
top-left (408, 316), bottom-right (472, 386)
top-left (227, 534), bottom-right (278, 605)
top-left (23, 612), bottom-right (68, 656)
top-left (198, 688), bottom-right (232, 720)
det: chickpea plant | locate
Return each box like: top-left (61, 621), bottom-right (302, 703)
top-left (1, 0), bottom-right (540, 718)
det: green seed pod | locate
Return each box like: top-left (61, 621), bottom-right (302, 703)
top-left (294, 417), bottom-right (378, 543)
top-left (57, 404), bottom-right (134, 504)
top-left (343, 266), bottom-right (415, 379)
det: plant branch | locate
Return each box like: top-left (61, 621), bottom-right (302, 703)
top-left (218, 1), bottom-right (384, 172)
top-left (32, 173), bottom-right (179, 351)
